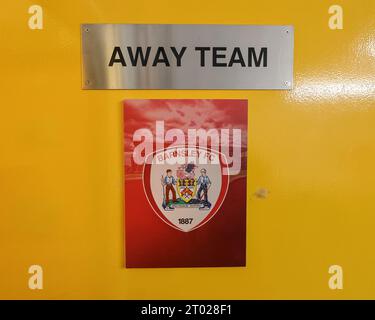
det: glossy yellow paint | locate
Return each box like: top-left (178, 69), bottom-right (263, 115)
top-left (1, 0), bottom-right (375, 299)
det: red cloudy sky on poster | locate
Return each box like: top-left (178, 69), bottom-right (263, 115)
top-left (124, 99), bottom-right (247, 268)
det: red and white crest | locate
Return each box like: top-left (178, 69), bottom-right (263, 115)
top-left (143, 146), bottom-right (229, 232)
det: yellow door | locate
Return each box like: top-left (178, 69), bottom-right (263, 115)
top-left (0, 0), bottom-right (374, 299)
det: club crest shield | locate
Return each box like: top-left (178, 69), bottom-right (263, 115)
top-left (143, 146), bottom-right (229, 232)
top-left (177, 177), bottom-right (197, 203)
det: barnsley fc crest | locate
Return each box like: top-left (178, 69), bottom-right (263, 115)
top-left (143, 146), bottom-right (229, 232)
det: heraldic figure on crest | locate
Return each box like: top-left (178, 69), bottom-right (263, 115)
top-left (161, 164), bottom-right (212, 211)
top-left (197, 168), bottom-right (212, 210)
top-left (161, 169), bottom-right (178, 210)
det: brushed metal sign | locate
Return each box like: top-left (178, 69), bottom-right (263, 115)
top-left (81, 24), bottom-right (294, 90)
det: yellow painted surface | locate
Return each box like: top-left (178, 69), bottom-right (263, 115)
top-left (1, 0), bottom-right (375, 299)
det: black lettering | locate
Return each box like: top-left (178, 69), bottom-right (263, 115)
top-left (126, 46), bottom-right (151, 66)
top-left (195, 47), bottom-right (210, 66)
top-left (152, 47), bottom-right (170, 66)
top-left (213, 47), bottom-right (227, 67)
top-left (108, 46), bottom-right (126, 66)
top-left (248, 47), bottom-right (267, 67)
top-left (228, 47), bottom-right (245, 67)
top-left (170, 47), bottom-right (187, 66)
